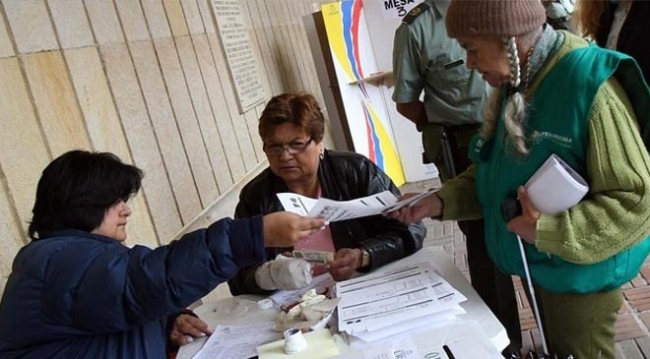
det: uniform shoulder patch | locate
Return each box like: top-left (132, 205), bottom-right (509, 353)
top-left (403, 2), bottom-right (431, 25)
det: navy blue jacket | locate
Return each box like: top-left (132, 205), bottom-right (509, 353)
top-left (0, 216), bottom-right (265, 359)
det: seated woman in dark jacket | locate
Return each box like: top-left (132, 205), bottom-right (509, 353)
top-left (0, 150), bottom-right (323, 359)
top-left (228, 93), bottom-right (426, 296)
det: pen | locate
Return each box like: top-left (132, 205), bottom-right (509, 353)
top-left (443, 344), bottom-right (456, 359)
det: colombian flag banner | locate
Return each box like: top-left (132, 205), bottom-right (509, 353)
top-left (321, 0), bottom-right (405, 186)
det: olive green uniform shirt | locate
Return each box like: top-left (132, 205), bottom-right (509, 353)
top-left (391, 0), bottom-right (487, 126)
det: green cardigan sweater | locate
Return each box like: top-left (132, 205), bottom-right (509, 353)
top-left (437, 32), bottom-right (650, 292)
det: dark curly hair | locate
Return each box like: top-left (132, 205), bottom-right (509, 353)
top-left (28, 150), bottom-right (143, 240)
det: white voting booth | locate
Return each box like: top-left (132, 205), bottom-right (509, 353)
top-left (304, 0), bottom-right (437, 186)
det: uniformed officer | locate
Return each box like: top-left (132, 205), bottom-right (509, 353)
top-left (391, 1), bottom-right (522, 356)
top-left (543, 0), bottom-right (576, 31)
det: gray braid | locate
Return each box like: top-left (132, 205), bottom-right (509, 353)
top-left (505, 37), bottom-right (521, 88)
top-left (504, 92), bottom-right (529, 155)
top-left (503, 37), bottom-right (529, 155)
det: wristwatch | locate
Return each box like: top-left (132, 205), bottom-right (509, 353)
top-left (359, 247), bottom-right (370, 269)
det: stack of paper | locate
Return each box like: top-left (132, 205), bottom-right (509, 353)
top-left (335, 261), bottom-right (467, 344)
top-left (332, 321), bottom-right (503, 359)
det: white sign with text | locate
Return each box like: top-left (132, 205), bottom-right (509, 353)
top-left (379, 0), bottom-right (419, 20)
top-left (211, 0), bottom-right (265, 113)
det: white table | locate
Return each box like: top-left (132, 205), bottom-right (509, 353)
top-left (177, 246), bottom-right (508, 359)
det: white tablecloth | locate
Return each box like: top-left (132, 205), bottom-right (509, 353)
top-left (177, 246), bottom-right (509, 359)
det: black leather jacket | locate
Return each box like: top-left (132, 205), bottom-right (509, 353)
top-left (596, 1), bottom-right (650, 83)
top-left (227, 150), bottom-right (426, 295)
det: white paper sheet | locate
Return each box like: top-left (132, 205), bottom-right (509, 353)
top-left (350, 309), bottom-right (462, 343)
top-left (277, 189), bottom-right (437, 222)
top-left (192, 322), bottom-right (281, 359)
top-left (334, 321), bottom-right (503, 359)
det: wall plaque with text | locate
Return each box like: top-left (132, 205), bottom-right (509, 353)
top-left (211, 0), bottom-right (265, 113)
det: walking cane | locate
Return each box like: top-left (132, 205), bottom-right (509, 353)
top-left (502, 199), bottom-right (549, 356)
top-left (499, 153), bottom-right (587, 358)
top-left (515, 235), bottom-right (549, 356)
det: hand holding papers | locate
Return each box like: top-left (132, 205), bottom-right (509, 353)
top-left (387, 190), bottom-right (443, 224)
top-left (525, 153), bottom-right (589, 215)
top-left (503, 154), bottom-right (590, 223)
top-left (277, 189), bottom-right (437, 222)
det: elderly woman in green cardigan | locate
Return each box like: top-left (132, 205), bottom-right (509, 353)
top-left (390, 0), bottom-right (650, 357)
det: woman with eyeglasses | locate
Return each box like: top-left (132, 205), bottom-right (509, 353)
top-left (227, 93), bottom-right (426, 296)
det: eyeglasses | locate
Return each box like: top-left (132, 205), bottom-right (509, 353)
top-left (263, 138), bottom-right (313, 156)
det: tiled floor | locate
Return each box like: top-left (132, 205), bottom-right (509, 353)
top-left (402, 180), bottom-right (650, 358)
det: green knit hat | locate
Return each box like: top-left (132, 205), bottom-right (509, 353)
top-left (446, 0), bottom-right (546, 38)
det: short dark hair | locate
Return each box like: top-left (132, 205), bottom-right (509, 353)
top-left (28, 150), bottom-right (143, 240)
top-left (258, 93), bottom-right (325, 142)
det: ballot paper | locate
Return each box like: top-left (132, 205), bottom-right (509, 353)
top-left (192, 322), bottom-right (281, 359)
top-left (336, 261), bottom-right (466, 335)
top-left (525, 153), bottom-right (589, 215)
top-left (277, 189), bottom-right (437, 222)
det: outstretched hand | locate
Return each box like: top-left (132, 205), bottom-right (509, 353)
top-left (386, 192), bottom-right (442, 223)
top-left (506, 186), bottom-right (540, 244)
top-left (169, 314), bottom-right (211, 347)
top-left (262, 212), bottom-right (326, 247)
